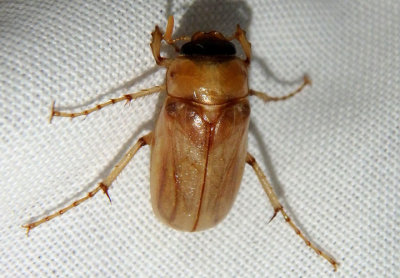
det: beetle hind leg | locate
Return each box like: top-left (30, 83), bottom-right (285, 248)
top-left (246, 153), bottom-right (338, 271)
top-left (22, 132), bottom-right (153, 235)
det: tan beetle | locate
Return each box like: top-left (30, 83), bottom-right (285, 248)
top-left (23, 16), bottom-right (338, 271)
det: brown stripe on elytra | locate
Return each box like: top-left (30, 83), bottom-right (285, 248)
top-left (212, 116), bottom-right (247, 224)
top-left (213, 142), bottom-right (241, 224)
top-left (156, 151), bottom-right (179, 224)
top-left (156, 110), bottom-right (172, 219)
top-left (157, 157), bottom-right (168, 213)
top-left (168, 168), bottom-right (180, 223)
top-left (192, 123), bottom-right (213, 231)
top-left (167, 136), bottom-right (180, 223)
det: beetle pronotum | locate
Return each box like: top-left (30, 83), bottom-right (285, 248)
top-left (23, 16), bottom-right (338, 270)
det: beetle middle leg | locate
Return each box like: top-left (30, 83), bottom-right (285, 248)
top-left (246, 153), bottom-right (338, 271)
top-left (49, 85), bottom-right (165, 122)
top-left (22, 132), bottom-right (153, 235)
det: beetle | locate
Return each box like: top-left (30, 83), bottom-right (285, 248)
top-left (23, 16), bottom-right (338, 270)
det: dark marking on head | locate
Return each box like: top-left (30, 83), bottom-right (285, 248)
top-left (181, 38), bottom-right (236, 56)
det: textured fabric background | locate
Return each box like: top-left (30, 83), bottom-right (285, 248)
top-left (1, 1), bottom-right (399, 277)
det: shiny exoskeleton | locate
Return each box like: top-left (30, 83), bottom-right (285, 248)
top-left (23, 16), bottom-right (338, 271)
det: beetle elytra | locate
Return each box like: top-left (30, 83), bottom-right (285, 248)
top-left (23, 16), bottom-right (338, 271)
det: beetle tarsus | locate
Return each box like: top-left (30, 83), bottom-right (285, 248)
top-left (303, 74), bottom-right (312, 86)
top-left (21, 224), bottom-right (31, 236)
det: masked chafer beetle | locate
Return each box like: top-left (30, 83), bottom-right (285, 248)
top-left (23, 16), bottom-right (338, 271)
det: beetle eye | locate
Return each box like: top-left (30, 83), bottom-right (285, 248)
top-left (180, 38), bottom-right (236, 56)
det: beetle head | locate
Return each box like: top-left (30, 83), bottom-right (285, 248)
top-left (180, 31), bottom-right (236, 57)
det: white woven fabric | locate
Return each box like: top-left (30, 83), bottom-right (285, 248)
top-left (1, 0), bottom-right (399, 277)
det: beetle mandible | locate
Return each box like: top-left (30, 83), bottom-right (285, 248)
top-left (23, 16), bottom-right (338, 270)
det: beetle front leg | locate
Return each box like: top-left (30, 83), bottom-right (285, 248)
top-left (246, 153), bottom-right (338, 271)
top-left (250, 75), bottom-right (311, 102)
top-left (151, 20), bottom-right (173, 66)
top-left (151, 16), bottom-right (190, 63)
top-left (22, 132), bottom-right (153, 235)
top-left (163, 16), bottom-right (190, 46)
top-left (49, 85), bottom-right (165, 122)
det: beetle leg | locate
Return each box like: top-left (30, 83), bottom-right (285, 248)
top-left (151, 25), bottom-right (168, 65)
top-left (151, 16), bottom-right (189, 62)
top-left (49, 85), bottom-right (165, 122)
top-left (151, 19), bottom-right (174, 66)
top-left (246, 153), bottom-right (339, 271)
top-left (163, 15), bottom-right (175, 44)
top-left (163, 15), bottom-right (190, 46)
top-left (22, 132), bottom-right (153, 235)
top-left (250, 75), bottom-right (311, 102)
